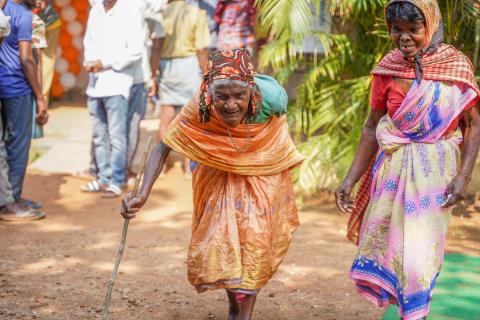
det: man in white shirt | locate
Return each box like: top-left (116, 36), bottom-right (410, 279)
top-left (81, 0), bottom-right (142, 197)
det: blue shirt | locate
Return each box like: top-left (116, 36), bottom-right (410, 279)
top-left (0, 0), bottom-right (32, 98)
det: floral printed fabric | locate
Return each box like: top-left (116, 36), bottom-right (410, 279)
top-left (32, 13), bottom-right (47, 49)
top-left (350, 80), bottom-right (478, 320)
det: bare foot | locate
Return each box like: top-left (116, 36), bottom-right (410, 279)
top-left (227, 290), bottom-right (240, 320)
top-left (239, 294), bottom-right (257, 320)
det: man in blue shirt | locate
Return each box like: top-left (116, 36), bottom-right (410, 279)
top-left (0, 0), bottom-right (48, 221)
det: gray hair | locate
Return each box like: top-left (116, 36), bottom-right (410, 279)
top-left (208, 79), bottom-right (253, 96)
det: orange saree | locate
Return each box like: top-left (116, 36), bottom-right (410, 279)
top-left (163, 96), bottom-right (304, 293)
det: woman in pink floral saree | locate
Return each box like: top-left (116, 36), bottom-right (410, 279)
top-left (335, 1), bottom-right (480, 319)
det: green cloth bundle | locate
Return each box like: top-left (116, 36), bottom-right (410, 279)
top-left (253, 74), bottom-right (288, 123)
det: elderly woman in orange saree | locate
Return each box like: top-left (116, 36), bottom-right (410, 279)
top-left (335, 1), bottom-right (480, 319)
top-left (121, 48), bottom-right (303, 320)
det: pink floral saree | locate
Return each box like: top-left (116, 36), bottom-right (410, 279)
top-left (350, 79), bottom-right (478, 320)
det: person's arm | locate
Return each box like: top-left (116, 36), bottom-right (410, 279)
top-left (83, 7), bottom-right (96, 72)
top-left (443, 104), bottom-right (480, 207)
top-left (32, 47), bottom-right (42, 90)
top-left (121, 141), bottom-right (172, 219)
top-left (194, 9), bottom-right (211, 72)
top-left (148, 17), bottom-right (165, 97)
top-left (335, 109), bottom-right (386, 213)
top-left (196, 48), bottom-right (208, 73)
top-left (19, 41), bottom-right (48, 125)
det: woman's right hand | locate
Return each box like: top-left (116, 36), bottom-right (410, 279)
top-left (121, 193), bottom-right (147, 219)
top-left (335, 179), bottom-right (356, 214)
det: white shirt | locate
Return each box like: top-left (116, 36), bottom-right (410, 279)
top-left (83, 0), bottom-right (143, 99)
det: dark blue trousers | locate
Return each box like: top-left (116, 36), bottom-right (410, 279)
top-left (0, 94), bottom-right (32, 201)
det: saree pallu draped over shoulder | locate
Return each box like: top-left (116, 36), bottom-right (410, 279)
top-left (349, 79), bottom-right (478, 320)
top-left (163, 97), bottom-right (304, 294)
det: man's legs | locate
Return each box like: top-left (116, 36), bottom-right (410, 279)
top-left (156, 104), bottom-right (177, 141)
top-left (0, 96), bottom-right (44, 220)
top-left (87, 97), bottom-right (110, 188)
top-left (126, 83), bottom-right (148, 176)
top-left (156, 104), bottom-right (178, 176)
top-left (0, 102), bottom-right (14, 207)
top-left (2, 95), bottom-right (33, 202)
top-left (104, 95), bottom-right (128, 189)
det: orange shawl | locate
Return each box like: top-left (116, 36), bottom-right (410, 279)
top-left (163, 93), bottom-right (303, 293)
top-left (163, 95), bottom-right (304, 176)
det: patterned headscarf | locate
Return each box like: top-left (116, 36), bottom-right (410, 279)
top-left (199, 48), bottom-right (262, 123)
top-left (385, 0), bottom-right (443, 81)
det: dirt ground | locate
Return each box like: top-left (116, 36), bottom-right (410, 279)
top-left (0, 168), bottom-right (479, 320)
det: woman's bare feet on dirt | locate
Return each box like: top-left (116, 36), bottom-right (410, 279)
top-left (226, 291), bottom-right (257, 320)
top-left (227, 290), bottom-right (240, 320)
top-left (239, 294), bottom-right (256, 320)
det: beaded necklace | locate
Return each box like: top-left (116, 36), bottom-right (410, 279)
top-left (226, 127), bottom-right (251, 153)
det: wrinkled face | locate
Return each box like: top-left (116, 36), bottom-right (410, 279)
top-left (212, 83), bottom-right (251, 128)
top-left (390, 19), bottom-right (427, 58)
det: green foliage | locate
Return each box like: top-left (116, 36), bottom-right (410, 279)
top-left (256, 0), bottom-right (480, 194)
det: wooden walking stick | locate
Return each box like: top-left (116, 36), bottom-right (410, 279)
top-left (101, 136), bottom-right (153, 320)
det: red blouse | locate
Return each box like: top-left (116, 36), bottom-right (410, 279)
top-left (370, 75), bottom-right (462, 134)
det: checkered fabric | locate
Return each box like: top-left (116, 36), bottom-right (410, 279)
top-left (372, 44), bottom-right (480, 96)
top-left (347, 160), bottom-right (374, 245)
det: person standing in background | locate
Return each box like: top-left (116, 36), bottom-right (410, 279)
top-left (0, 0), bottom-right (48, 221)
top-left (125, 0), bottom-right (166, 182)
top-left (86, 0), bottom-right (166, 182)
top-left (214, 0), bottom-right (256, 54)
top-left (36, 0), bottom-right (60, 108)
top-left (0, 0), bottom-right (16, 220)
top-left (187, 0), bottom-right (218, 49)
top-left (29, 0), bottom-right (46, 143)
top-left (151, 0), bottom-right (211, 179)
top-left (81, 0), bottom-right (142, 198)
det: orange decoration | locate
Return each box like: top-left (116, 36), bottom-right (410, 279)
top-left (63, 46), bottom-right (78, 61)
top-left (76, 12), bottom-right (88, 22)
top-left (51, 82), bottom-right (64, 97)
top-left (59, 31), bottom-right (72, 45)
top-left (74, 1), bottom-right (90, 12)
top-left (51, 1), bottom-right (91, 96)
top-left (68, 62), bottom-right (81, 74)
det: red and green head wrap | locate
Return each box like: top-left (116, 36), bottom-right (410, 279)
top-left (199, 48), bottom-right (262, 123)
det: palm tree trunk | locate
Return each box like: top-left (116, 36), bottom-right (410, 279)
top-left (473, 18), bottom-right (480, 73)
